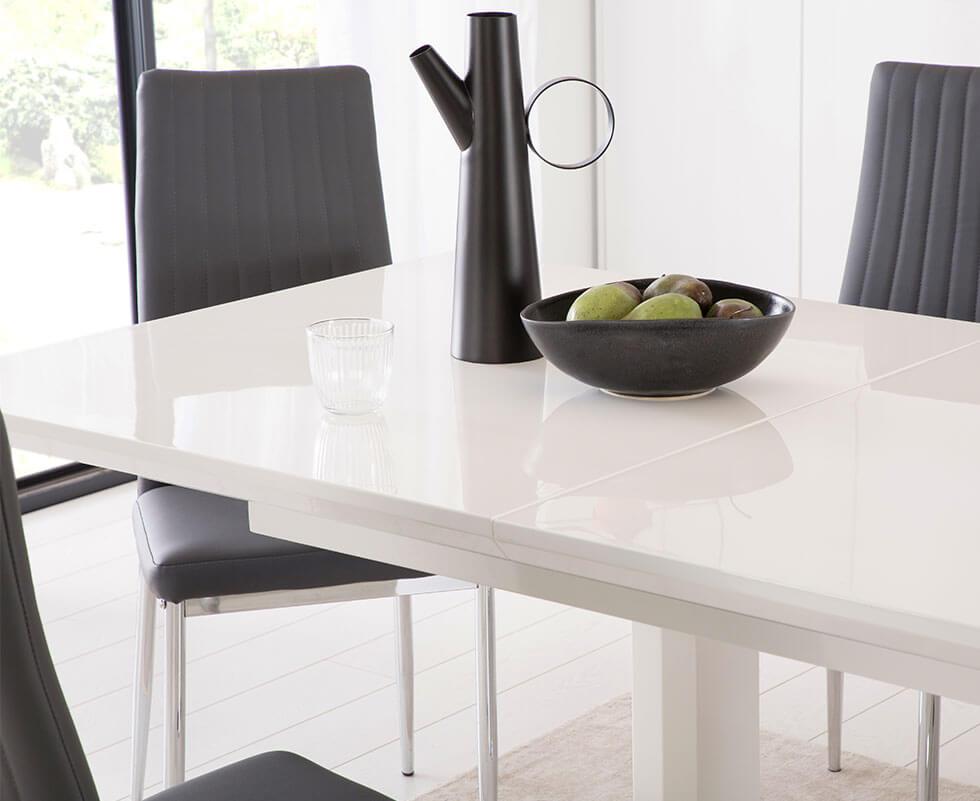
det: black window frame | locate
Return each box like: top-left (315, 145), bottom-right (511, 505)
top-left (15, 0), bottom-right (155, 513)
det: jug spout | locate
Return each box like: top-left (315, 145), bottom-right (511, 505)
top-left (410, 45), bottom-right (473, 150)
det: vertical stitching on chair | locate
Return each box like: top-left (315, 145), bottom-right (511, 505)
top-left (309, 74), bottom-right (335, 277)
top-left (886, 64), bottom-right (924, 310)
top-left (912, 67), bottom-right (947, 314)
top-left (256, 76), bottom-right (274, 293)
top-left (200, 77), bottom-right (210, 307)
top-left (228, 80), bottom-right (243, 299)
top-left (282, 79), bottom-right (304, 284)
top-left (339, 78), bottom-right (362, 269)
top-left (1, 496), bottom-right (94, 801)
top-left (947, 69), bottom-right (975, 319)
top-left (1, 746), bottom-right (22, 801)
top-left (975, 245), bottom-right (980, 323)
top-left (970, 75), bottom-right (980, 323)
top-left (974, 251), bottom-right (980, 320)
top-left (170, 73), bottom-right (178, 318)
top-left (858, 64), bottom-right (898, 307)
top-left (133, 498), bottom-right (160, 567)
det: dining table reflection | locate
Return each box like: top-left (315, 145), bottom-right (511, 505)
top-left (525, 386), bottom-right (787, 490)
top-left (526, 388), bottom-right (794, 561)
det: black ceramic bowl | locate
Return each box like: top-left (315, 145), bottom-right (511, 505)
top-left (520, 278), bottom-right (795, 398)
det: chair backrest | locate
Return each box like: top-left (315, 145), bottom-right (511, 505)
top-left (840, 61), bottom-right (980, 321)
top-left (135, 66), bottom-right (391, 322)
top-left (0, 412), bottom-right (100, 801)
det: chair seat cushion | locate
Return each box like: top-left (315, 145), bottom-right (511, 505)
top-left (149, 751), bottom-right (393, 801)
top-left (133, 486), bottom-right (426, 603)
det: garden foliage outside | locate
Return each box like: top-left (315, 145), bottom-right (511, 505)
top-left (0, 0), bottom-right (317, 187)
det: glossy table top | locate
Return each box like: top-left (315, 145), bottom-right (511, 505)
top-left (498, 343), bottom-right (980, 656)
top-left (1, 253), bottom-right (979, 649)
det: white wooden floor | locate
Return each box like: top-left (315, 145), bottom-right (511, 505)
top-left (25, 484), bottom-right (980, 800)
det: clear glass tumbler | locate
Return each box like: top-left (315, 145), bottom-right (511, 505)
top-left (306, 318), bottom-right (394, 415)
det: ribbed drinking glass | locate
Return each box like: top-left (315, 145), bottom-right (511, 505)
top-left (306, 318), bottom-right (394, 415)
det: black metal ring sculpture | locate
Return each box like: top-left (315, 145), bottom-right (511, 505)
top-left (525, 77), bottom-right (615, 170)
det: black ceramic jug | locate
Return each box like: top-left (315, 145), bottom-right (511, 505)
top-left (411, 11), bottom-right (613, 364)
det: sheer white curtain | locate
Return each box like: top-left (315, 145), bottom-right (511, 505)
top-left (316, 1), bottom-right (597, 267)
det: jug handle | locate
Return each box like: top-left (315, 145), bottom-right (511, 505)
top-left (525, 77), bottom-right (615, 170)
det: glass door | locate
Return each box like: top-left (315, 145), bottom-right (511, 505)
top-left (0, 0), bottom-right (132, 478)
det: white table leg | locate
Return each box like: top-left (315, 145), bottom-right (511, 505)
top-left (632, 624), bottom-right (760, 801)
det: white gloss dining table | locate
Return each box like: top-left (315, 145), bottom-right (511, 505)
top-left (2, 252), bottom-right (980, 801)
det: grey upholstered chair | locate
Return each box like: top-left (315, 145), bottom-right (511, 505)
top-left (0, 409), bottom-right (396, 801)
top-left (131, 67), bottom-right (480, 798)
top-left (832, 60), bottom-right (980, 801)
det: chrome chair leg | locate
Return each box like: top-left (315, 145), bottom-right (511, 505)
top-left (917, 692), bottom-right (941, 801)
top-left (394, 595), bottom-right (415, 776)
top-left (476, 585), bottom-right (498, 801)
top-left (164, 600), bottom-right (186, 788)
top-left (130, 575), bottom-right (157, 801)
top-left (827, 669), bottom-right (843, 772)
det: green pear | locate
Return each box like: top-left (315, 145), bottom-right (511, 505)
top-left (643, 274), bottom-right (713, 311)
top-left (623, 292), bottom-right (702, 320)
top-left (706, 298), bottom-right (763, 319)
top-left (566, 282), bottom-right (642, 321)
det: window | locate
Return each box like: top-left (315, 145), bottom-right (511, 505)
top-left (153, 0), bottom-right (317, 70)
top-left (0, 0), bottom-right (132, 478)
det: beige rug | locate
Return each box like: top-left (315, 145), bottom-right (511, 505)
top-left (419, 695), bottom-right (980, 800)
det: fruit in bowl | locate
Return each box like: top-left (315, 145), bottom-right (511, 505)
top-left (522, 275), bottom-right (796, 399)
top-left (564, 274), bottom-right (773, 325)
top-left (623, 293), bottom-right (702, 320)
top-left (642, 274), bottom-right (713, 312)
top-left (566, 282), bottom-right (642, 321)
top-left (706, 298), bottom-right (763, 319)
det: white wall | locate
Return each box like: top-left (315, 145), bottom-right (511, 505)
top-left (529, 0), bottom-right (599, 270)
top-left (597, 0), bottom-right (802, 296)
top-left (598, 0), bottom-right (980, 300)
top-left (316, 1), bottom-right (980, 288)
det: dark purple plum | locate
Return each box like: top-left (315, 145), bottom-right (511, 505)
top-left (706, 298), bottom-right (763, 320)
top-left (643, 274), bottom-right (713, 312)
